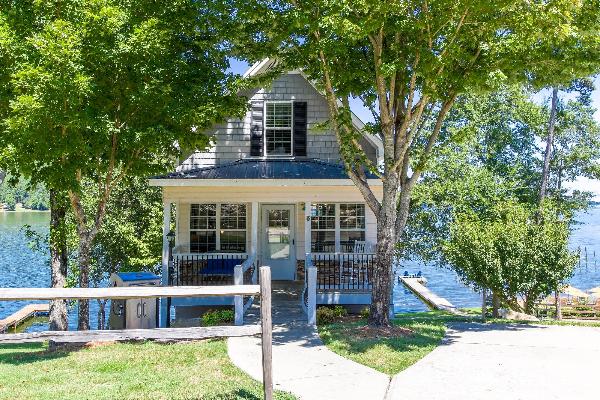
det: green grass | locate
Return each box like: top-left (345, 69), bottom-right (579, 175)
top-left (318, 311), bottom-right (469, 375)
top-left (0, 340), bottom-right (296, 400)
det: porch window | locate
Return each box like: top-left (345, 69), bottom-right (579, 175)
top-left (190, 203), bottom-right (247, 253)
top-left (311, 203), bottom-right (366, 253)
top-left (311, 204), bottom-right (336, 252)
top-left (265, 102), bottom-right (293, 155)
top-left (339, 204), bottom-right (366, 252)
top-left (190, 204), bottom-right (217, 253)
top-left (220, 204), bottom-right (247, 252)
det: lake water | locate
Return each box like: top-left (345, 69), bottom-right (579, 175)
top-left (1, 206), bottom-right (599, 329)
top-left (0, 211), bottom-right (102, 331)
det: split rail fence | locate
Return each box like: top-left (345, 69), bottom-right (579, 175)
top-left (0, 266), bottom-right (274, 400)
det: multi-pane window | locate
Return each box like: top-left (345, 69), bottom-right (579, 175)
top-left (190, 204), bottom-right (217, 253)
top-left (220, 204), bottom-right (247, 252)
top-left (190, 204), bottom-right (247, 253)
top-left (340, 204), bottom-right (366, 252)
top-left (311, 203), bottom-right (336, 253)
top-left (265, 102), bottom-right (292, 155)
top-left (311, 203), bottom-right (366, 253)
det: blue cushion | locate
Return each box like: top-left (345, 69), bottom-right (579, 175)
top-left (202, 259), bottom-right (244, 275)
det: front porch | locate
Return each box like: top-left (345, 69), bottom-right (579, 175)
top-left (151, 159), bottom-right (383, 325)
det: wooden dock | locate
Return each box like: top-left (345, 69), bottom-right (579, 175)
top-left (0, 303), bottom-right (50, 333)
top-left (399, 277), bottom-right (461, 314)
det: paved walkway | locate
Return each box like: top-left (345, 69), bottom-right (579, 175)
top-left (388, 322), bottom-right (600, 400)
top-left (227, 282), bottom-right (390, 400)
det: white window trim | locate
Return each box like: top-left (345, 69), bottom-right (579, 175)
top-left (310, 203), bottom-right (366, 254)
top-left (264, 100), bottom-right (294, 157)
top-left (190, 203), bottom-right (248, 253)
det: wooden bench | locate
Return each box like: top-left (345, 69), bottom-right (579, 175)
top-left (0, 266), bottom-right (274, 400)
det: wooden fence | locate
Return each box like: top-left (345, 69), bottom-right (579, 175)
top-left (0, 266), bottom-right (273, 400)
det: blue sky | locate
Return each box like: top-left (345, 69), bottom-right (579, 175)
top-left (230, 60), bottom-right (600, 199)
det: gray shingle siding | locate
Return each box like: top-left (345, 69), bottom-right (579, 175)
top-left (178, 72), bottom-right (377, 171)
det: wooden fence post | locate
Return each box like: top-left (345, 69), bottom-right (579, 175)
top-left (259, 266), bottom-right (273, 400)
top-left (234, 265), bottom-right (243, 326)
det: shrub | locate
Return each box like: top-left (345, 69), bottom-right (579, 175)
top-left (202, 309), bottom-right (234, 326)
top-left (359, 307), bottom-right (370, 319)
top-left (317, 306), bottom-right (347, 325)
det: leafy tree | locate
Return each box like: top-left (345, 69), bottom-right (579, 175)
top-left (0, 0), bottom-right (245, 329)
top-left (443, 201), bottom-right (577, 314)
top-left (226, 0), bottom-right (600, 325)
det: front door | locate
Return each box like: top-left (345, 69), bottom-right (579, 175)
top-left (261, 204), bottom-right (296, 280)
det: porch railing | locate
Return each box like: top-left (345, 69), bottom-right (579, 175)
top-left (169, 253), bottom-right (250, 286)
top-left (311, 253), bottom-right (375, 291)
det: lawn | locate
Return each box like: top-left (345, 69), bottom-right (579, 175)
top-left (318, 311), bottom-right (469, 375)
top-left (0, 339), bottom-right (295, 400)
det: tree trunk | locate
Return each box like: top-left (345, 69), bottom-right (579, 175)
top-left (49, 190), bottom-right (68, 331)
top-left (492, 292), bottom-right (500, 318)
top-left (539, 86), bottom-right (559, 204)
top-left (369, 183), bottom-right (399, 327)
top-left (554, 289), bottom-right (562, 320)
top-left (77, 239), bottom-right (92, 330)
top-left (481, 288), bottom-right (487, 322)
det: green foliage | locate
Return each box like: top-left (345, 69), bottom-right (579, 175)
top-left (201, 309), bottom-right (235, 326)
top-left (0, 172), bottom-right (48, 210)
top-left (316, 305), bottom-right (348, 325)
top-left (0, 0), bottom-right (246, 192)
top-left (66, 176), bottom-right (164, 285)
top-left (443, 201), bottom-right (577, 313)
top-left (405, 84), bottom-right (600, 263)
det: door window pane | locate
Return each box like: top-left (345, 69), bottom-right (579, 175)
top-left (267, 209), bottom-right (290, 259)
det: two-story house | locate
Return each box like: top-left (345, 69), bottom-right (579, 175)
top-left (150, 59), bottom-right (383, 326)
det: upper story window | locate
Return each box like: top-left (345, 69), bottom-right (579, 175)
top-left (265, 102), bottom-right (293, 156)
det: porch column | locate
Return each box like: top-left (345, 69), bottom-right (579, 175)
top-left (160, 201), bottom-right (171, 328)
top-left (304, 201), bottom-right (311, 256)
top-left (251, 202), bottom-right (259, 256)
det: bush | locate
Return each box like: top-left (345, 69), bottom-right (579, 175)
top-left (202, 309), bottom-right (234, 326)
top-left (359, 307), bottom-right (370, 319)
top-left (316, 306), bottom-right (347, 325)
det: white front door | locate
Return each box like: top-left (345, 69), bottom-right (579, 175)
top-left (261, 204), bottom-right (296, 280)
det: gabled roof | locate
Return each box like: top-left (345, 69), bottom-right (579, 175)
top-left (150, 158), bottom-right (379, 186)
top-left (244, 59), bottom-right (384, 164)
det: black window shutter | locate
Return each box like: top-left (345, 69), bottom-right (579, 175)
top-left (250, 101), bottom-right (263, 156)
top-left (293, 102), bottom-right (307, 157)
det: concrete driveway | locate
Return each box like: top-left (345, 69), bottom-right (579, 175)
top-left (388, 322), bottom-right (600, 400)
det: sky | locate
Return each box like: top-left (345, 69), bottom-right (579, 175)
top-left (230, 59), bottom-right (600, 200)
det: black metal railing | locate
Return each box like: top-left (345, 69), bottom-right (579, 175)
top-left (169, 253), bottom-right (249, 286)
top-left (311, 253), bottom-right (375, 291)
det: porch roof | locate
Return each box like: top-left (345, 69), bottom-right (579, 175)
top-left (150, 158), bottom-right (380, 184)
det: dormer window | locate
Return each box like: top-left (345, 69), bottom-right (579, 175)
top-left (265, 102), bottom-right (293, 156)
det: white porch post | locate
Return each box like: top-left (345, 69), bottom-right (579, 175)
top-left (304, 201), bottom-right (311, 255)
top-left (305, 201), bottom-right (317, 325)
top-left (160, 201), bottom-right (171, 328)
top-left (251, 202), bottom-right (259, 256)
top-left (234, 265), bottom-right (243, 325)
